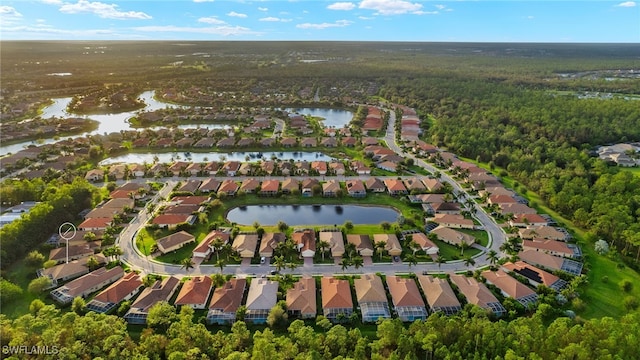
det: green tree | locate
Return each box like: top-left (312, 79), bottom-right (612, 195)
top-left (147, 301), bottom-right (178, 332)
top-left (71, 296), bottom-right (86, 314)
top-left (317, 240), bottom-right (330, 261)
top-left (180, 257), bottom-right (194, 272)
top-left (266, 304), bottom-right (288, 328)
top-left (25, 250), bottom-right (46, 267)
top-left (375, 241), bottom-right (387, 261)
top-left (28, 276), bottom-right (52, 294)
top-left (28, 299), bottom-right (45, 314)
top-left (0, 278), bottom-right (23, 304)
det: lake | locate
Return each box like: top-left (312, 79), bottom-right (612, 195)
top-left (287, 108), bottom-right (354, 128)
top-left (100, 151), bottom-right (336, 165)
top-left (226, 205), bottom-right (400, 225)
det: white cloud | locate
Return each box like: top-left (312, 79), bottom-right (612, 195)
top-left (0, 6), bottom-right (22, 17)
top-left (258, 7), bottom-right (268, 11)
top-left (198, 16), bottom-right (226, 25)
top-left (296, 19), bottom-right (352, 30)
top-left (227, 11), bottom-right (247, 18)
top-left (134, 25), bottom-right (259, 36)
top-left (527, 15), bottom-right (534, 19)
top-left (434, 4), bottom-right (446, 10)
top-left (616, 1), bottom-right (636, 7)
top-left (193, 0), bottom-right (215, 2)
top-left (259, 17), bottom-right (291, 22)
top-left (413, 10), bottom-right (438, 15)
top-left (359, 0), bottom-right (423, 15)
top-left (40, 0), bottom-right (63, 4)
top-left (358, 16), bottom-right (375, 20)
top-left (59, 0), bottom-right (151, 20)
top-left (327, 2), bottom-right (356, 11)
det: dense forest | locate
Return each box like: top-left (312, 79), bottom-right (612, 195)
top-left (2, 303), bottom-right (640, 359)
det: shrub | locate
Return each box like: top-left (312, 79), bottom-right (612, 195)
top-left (620, 279), bottom-right (633, 293)
top-left (623, 296), bottom-right (639, 310)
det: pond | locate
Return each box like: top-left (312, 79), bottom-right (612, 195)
top-left (1, 91), bottom-right (182, 155)
top-left (286, 108), bottom-right (354, 128)
top-left (100, 151), bottom-right (336, 165)
top-left (226, 205), bottom-right (400, 226)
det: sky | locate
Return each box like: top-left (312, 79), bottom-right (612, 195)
top-left (0, 1), bottom-right (638, 42)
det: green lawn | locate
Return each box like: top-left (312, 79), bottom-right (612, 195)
top-left (623, 167), bottom-right (640, 178)
top-left (2, 261), bottom-right (60, 319)
top-left (156, 242), bottom-right (199, 264)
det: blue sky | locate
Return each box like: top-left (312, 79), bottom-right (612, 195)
top-left (1, 1), bottom-right (638, 42)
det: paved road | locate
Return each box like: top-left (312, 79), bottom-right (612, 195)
top-left (117, 109), bottom-right (508, 278)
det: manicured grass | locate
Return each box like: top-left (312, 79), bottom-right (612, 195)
top-left (624, 167), bottom-right (640, 178)
top-left (457, 229), bottom-right (490, 247)
top-left (156, 242), bottom-right (199, 264)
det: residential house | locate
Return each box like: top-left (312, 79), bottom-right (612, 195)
top-left (232, 234), bottom-right (259, 258)
top-left (341, 137), bottom-right (358, 147)
top-left (346, 234), bottom-right (374, 257)
top-left (286, 276), bottom-right (317, 319)
top-left (320, 231), bottom-right (345, 258)
top-left (124, 277), bottom-right (180, 324)
top-left (296, 161), bottom-right (311, 175)
top-left (449, 274), bottom-right (505, 317)
top-left (240, 178), bottom-right (261, 194)
top-left (203, 161), bottom-right (220, 175)
top-left (518, 250), bottom-right (583, 276)
top-left (156, 231), bottom-right (196, 254)
top-left (171, 195), bottom-right (209, 205)
top-left (322, 180), bottom-right (341, 197)
top-left (217, 138), bottom-right (236, 147)
top-left (384, 179), bottom-right (408, 195)
top-left (386, 276), bottom-right (428, 321)
top-left (365, 177), bottom-right (386, 193)
top-left (194, 138), bottom-right (215, 148)
top-left (404, 178), bottom-right (426, 193)
top-left (50, 267), bottom-right (124, 305)
top-left (321, 276), bottom-right (353, 322)
top-left (178, 180), bottom-right (201, 193)
top-left (245, 278), bottom-right (279, 324)
top-left (377, 161), bottom-right (398, 173)
top-left (499, 203), bottom-right (537, 215)
top-left (175, 138), bottom-right (194, 148)
top-left (78, 217), bottom-right (112, 231)
top-left (502, 261), bottom-right (567, 292)
top-left (431, 214), bottom-right (476, 229)
top-left (193, 230), bottom-right (230, 260)
top-left (350, 160), bottom-right (371, 175)
top-left (300, 138), bottom-right (317, 147)
top-left (509, 214), bottom-right (548, 228)
top-left (321, 137), bottom-right (338, 147)
top-left (488, 194), bottom-right (518, 205)
top-left (373, 234), bottom-right (402, 257)
top-left (260, 138), bottom-right (275, 147)
top-left (86, 272), bottom-right (143, 314)
top-left (261, 161), bottom-right (276, 175)
top-left (260, 180), bottom-right (280, 196)
top-left (311, 161), bottom-right (327, 175)
top-left (482, 269), bottom-right (538, 307)
top-left (207, 278), bottom-right (247, 325)
top-left (169, 161), bottom-right (190, 176)
top-left (421, 178), bottom-right (444, 192)
top-left (355, 274), bottom-right (391, 322)
top-left (49, 244), bottom-right (94, 264)
top-left (199, 178), bottom-right (221, 193)
top-left (410, 232), bottom-right (439, 255)
top-left (238, 163), bottom-right (252, 176)
top-left (237, 138), bottom-right (254, 147)
top-left (519, 226), bottom-right (568, 241)
top-left (259, 232), bottom-right (286, 258)
top-left (175, 276), bottom-right (214, 309)
top-left (185, 163), bottom-right (202, 177)
top-left (329, 161), bottom-right (346, 175)
top-left (429, 226), bottom-right (475, 247)
top-left (217, 180), bottom-right (239, 197)
top-left (279, 162), bottom-right (293, 176)
top-left (152, 214), bottom-right (193, 229)
top-left (417, 275), bottom-right (462, 315)
top-left (281, 178), bottom-right (299, 194)
top-left (521, 239), bottom-right (581, 259)
top-left (108, 164), bottom-right (127, 180)
top-left (280, 137), bottom-right (298, 147)
top-left (293, 229), bottom-right (316, 258)
top-left (346, 179), bottom-right (366, 197)
top-left (222, 161), bottom-right (241, 176)
top-left (301, 178), bottom-right (319, 197)
top-left (84, 169), bottom-right (104, 182)
top-left (38, 261), bottom-right (90, 287)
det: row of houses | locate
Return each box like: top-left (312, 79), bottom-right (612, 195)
top-left (151, 195), bottom-right (206, 230)
top-left (398, 106), bottom-right (422, 142)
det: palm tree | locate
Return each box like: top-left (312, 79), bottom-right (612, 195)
top-left (409, 240), bottom-right (421, 256)
top-left (215, 259), bottom-right (226, 274)
top-left (352, 256), bottom-right (364, 271)
top-left (404, 254), bottom-right (418, 270)
top-left (210, 273), bottom-right (226, 287)
top-left (339, 258), bottom-right (351, 273)
top-left (180, 258), bottom-right (195, 272)
top-left (317, 240), bottom-right (330, 261)
top-left (460, 241), bottom-right (470, 256)
top-left (435, 255), bottom-right (445, 272)
top-left (487, 249), bottom-right (499, 265)
top-left (86, 256), bottom-right (100, 271)
top-left (463, 256), bottom-right (476, 269)
top-left (375, 241), bottom-right (386, 261)
top-left (344, 242), bottom-right (357, 259)
top-left (212, 238), bottom-right (225, 261)
top-left (273, 255), bottom-right (286, 273)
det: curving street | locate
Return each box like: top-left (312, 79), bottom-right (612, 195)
top-left (117, 109), bottom-right (507, 278)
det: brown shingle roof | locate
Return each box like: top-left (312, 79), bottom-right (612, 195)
top-left (209, 278), bottom-right (246, 312)
top-left (417, 275), bottom-right (461, 312)
top-left (321, 276), bottom-right (353, 309)
top-left (91, 272), bottom-right (142, 304)
top-left (354, 274), bottom-right (387, 303)
top-left (175, 276), bottom-right (213, 306)
top-left (286, 276), bottom-right (317, 316)
top-left (450, 274), bottom-right (502, 312)
top-left (482, 269), bottom-right (536, 300)
top-left (386, 276), bottom-right (426, 308)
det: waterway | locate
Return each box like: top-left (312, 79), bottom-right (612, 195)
top-left (226, 205), bottom-right (400, 226)
top-left (287, 108), bottom-right (353, 128)
top-left (100, 151), bottom-right (336, 165)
